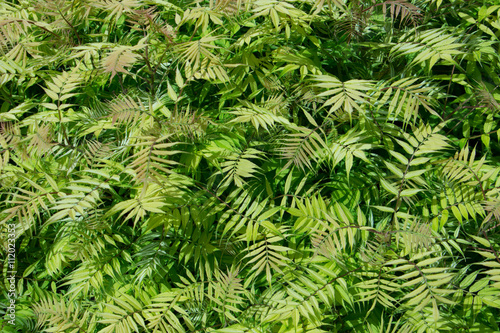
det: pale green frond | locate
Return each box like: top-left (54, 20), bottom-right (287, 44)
top-left (312, 75), bottom-right (375, 119)
top-left (390, 28), bottom-right (464, 70)
top-left (43, 70), bottom-right (81, 104)
top-left (102, 44), bottom-right (143, 79)
top-left (98, 292), bottom-right (147, 333)
top-left (375, 78), bottom-right (440, 125)
top-left (277, 126), bottom-right (327, 172)
top-left (175, 34), bottom-right (223, 74)
top-left (33, 294), bottom-right (93, 333)
top-left (228, 100), bottom-right (291, 132)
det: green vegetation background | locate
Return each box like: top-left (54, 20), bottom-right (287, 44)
top-left (1, 0), bottom-right (500, 332)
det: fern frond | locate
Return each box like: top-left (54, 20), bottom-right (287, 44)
top-left (0, 19), bottom-right (40, 65)
top-left (428, 181), bottom-right (485, 228)
top-left (192, 57), bottom-right (230, 82)
top-left (282, 264), bottom-right (354, 325)
top-left (34, 294), bottom-right (92, 333)
top-left (45, 177), bottom-right (106, 227)
top-left (218, 147), bottom-right (264, 188)
top-left (176, 7), bottom-right (224, 34)
top-left (26, 124), bottom-right (55, 156)
top-left (102, 45), bottom-right (141, 79)
top-left (482, 199), bottom-right (500, 233)
top-left (325, 127), bottom-right (374, 177)
top-left (145, 279), bottom-right (196, 332)
top-left (475, 81), bottom-right (500, 113)
top-left (462, 246), bottom-right (500, 309)
top-left (308, 201), bottom-right (364, 260)
top-left (211, 187), bottom-right (269, 241)
top-left (175, 35), bottom-right (223, 74)
top-left (387, 251), bottom-right (456, 322)
top-left (379, 0), bottom-right (422, 25)
top-left (355, 271), bottom-right (399, 315)
top-left (132, 230), bottom-right (172, 284)
top-left (42, 70), bottom-right (81, 104)
top-left (0, 19), bottom-right (25, 53)
top-left (229, 100), bottom-right (291, 132)
top-left (62, 260), bottom-right (105, 300)
top-left (45, 235), bottom-right (72, 275)
top-left (0, 121), bottom-right (19, 144)
top-left (127, 134), bottom-right (181, 185)
top-left (93, 0), bottom-right (141, 23)
top-left (208, 267), bottom-right (247, 323)
top-left (107, 95), bottom-right (152, 127)
top-left (278, 126), bottom-right (327, 172)
top-left (375, 77), bottom-right (440, 124)
top-left (441, 144), bottom-right (487, 187)
top-left (394, 219), bottom-right (434, 255)
top-left (127, 6), bottom-right (160, 29)
top-left (98, 293), bottom-right (147, 333)
top-left (1, 180), bottom-right (60, 233)
top-left (106, 183), bottom-right (165, 228)
top-left (244, 235), bottom-right (292, 285)
top-left (310, 0), bottom-right (346, 15)
top-left (215, 0), bottom-right (247, 14)
top-left (312, 75), bottom-right (374, 119)
top-left (83, 139), bottom-right (112, 165)
top-left (0, 57), bottom-right (25, 85)
top-left (333, 10), bottom-right (366, 42)
top-left (288, 194), bottom-right (331, 233)
top-left (164, 105), bottom-right (209, 141)
top-left (390, 28), bottom-right (464, 70)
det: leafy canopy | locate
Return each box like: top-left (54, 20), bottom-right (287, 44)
top-left (1, 0), bottom-right (500, 332)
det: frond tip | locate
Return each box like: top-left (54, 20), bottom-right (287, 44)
top-left (103, 45), bottom-right (142, 79)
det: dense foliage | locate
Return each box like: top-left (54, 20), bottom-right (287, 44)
top-left (1, 0), bottom-right (500, 331)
